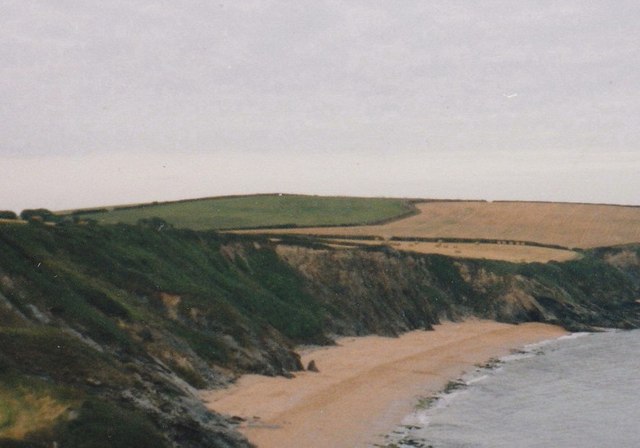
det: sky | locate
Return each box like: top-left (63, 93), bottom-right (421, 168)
top-left (1, 0), bottom-right (639, 212)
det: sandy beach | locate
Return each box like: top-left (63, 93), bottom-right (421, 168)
top-left (201, 320), bottom-right (566, 448)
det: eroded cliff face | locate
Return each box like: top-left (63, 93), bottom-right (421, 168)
top-left (277, 244), bottom-right (640, 333)
top-left (0, 223), bottom-right (639, 447)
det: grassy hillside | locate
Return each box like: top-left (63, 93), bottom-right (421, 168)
top-left (69, 194), bottom-right (414, 230)
top-left (0, 223), bottom-right (325, 447)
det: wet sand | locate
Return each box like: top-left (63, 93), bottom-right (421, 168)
top-left (201, 320), bottom-right (567, 448)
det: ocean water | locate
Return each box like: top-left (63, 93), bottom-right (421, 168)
top-left (384, 329), bottom-right (640, 448)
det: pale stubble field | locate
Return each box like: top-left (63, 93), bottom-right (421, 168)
top-left (243, 201), bottom-right (640, 262)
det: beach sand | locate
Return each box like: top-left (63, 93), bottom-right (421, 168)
top-left (201, 320), bottom-right (567, 448)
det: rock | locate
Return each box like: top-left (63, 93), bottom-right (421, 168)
top-left (85, 377), bottom-right (102, 387)
top-left (307, 360), bottom-right (319, 372)
top-left (229, 415), bottom-right (246, 425)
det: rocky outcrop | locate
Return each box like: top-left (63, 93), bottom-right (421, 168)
top-left (306, 360), bottom-right (319, 372)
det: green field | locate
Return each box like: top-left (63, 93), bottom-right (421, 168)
top-left (71, 194), bottom-right (414, 230)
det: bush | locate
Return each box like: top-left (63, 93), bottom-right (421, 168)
top-left (19, 209), bottom-right (59, 223)
top-left (0, 211), bottom-right (17, 220)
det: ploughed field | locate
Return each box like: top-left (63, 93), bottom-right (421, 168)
top-left (243, 201), bottom-right (640, 262)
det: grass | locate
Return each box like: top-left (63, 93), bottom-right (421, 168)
top-left (0, 222), bottom-right (332, 445)
top-left (0, 376), bottom-right (76, 440)
top-left (0, 222), bottom-right (328, 364)
top-left (55, 399), bottom-right (169, 448)
top-left (69, 194), bottom-right (414, 230)
top-left (0, 328), bottom-right (169, 448)
top-left (0, 378), bottom-right (169, 448)
top-left (0, 327), bottom-right (130, 387)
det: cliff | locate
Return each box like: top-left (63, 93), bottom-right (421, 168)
top-left (0, 222), bottom-right (639, 447)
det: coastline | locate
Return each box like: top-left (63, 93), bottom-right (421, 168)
top-left (201, 320), bottom-right (566, 448)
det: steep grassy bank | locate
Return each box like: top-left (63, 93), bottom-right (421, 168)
top-left (0, 223), bottom-right (319, 448)
top-left (0, 222), bottom-right (639, 446)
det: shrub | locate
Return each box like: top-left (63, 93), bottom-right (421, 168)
top-left (19, 209), bottom-right (60, 223)
top-left (0, 211), bottom-right (17, 220)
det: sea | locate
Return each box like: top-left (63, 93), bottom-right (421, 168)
top-left (382, 329), bottom-right (640, 448)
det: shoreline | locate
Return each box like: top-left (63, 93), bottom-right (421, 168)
top-left (201, 320), bottom-right (567, 448)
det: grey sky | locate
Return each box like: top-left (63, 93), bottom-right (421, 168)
top-left (1, 1), bottom-right (639, 211)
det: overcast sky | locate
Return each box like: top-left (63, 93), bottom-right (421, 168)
top-left (1, 1), bottom-right (639, 212)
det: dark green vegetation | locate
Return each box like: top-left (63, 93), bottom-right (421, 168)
top-left (1, 221), bottom-right (639, 447)
top-left (0, 223), bottom-right (318, 448)
top-left (68, 194), bottom-right (415, 230)
top-left (19, 209), bottom-right (59, 223)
